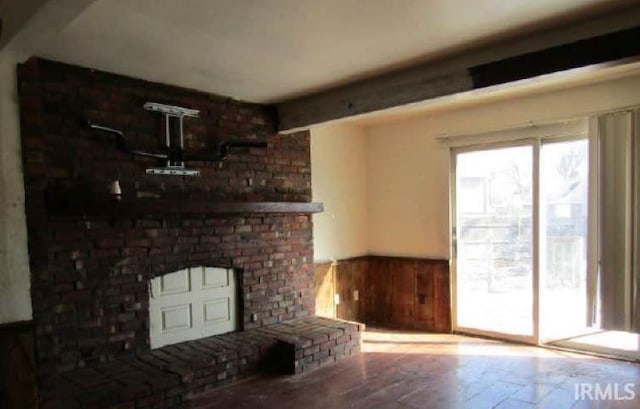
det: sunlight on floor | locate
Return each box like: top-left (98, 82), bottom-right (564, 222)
top-left (568, 331), bottom-right (640, 351)
top-left (549, 331), bottom-right (640, 362)
top-left (362, 328), bottom-right (594, 359)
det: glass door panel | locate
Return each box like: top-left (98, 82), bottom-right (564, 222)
top-left (540, 139), bottom-right (591, 341)
top-left (455, 146), bottom-right (534, 337)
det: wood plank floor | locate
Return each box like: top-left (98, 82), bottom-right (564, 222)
top-left (191, 329), bottom-right (640, 409)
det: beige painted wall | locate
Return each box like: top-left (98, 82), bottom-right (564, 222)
top-left (366, 125), bottom-right (450, 258)
top-left (311, 123), bottom-right (368, 262)
top-left (0, 56), bottom-right (32, 324)
top-left (366, 73), bottom-right (640, 259)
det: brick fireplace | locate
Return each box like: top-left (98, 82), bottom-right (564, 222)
top-left (17, 59), bottom-right (357, 407)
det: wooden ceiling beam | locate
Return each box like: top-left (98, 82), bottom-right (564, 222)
top-left (277, 5), bottom-right (640, 132)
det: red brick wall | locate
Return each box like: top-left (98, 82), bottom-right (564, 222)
top-left (18, 59), bottom-right (315, 376)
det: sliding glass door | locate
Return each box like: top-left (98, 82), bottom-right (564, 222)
top-left (453, 137), bottom-right (590, 343)
top-left (455, 145), bottom-right (535, 340)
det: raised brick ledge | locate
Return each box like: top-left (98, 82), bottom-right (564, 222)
top-left (44, 317), bottom-right (363, 409)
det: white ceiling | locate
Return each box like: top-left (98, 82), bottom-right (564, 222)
top-left (32, 0), bottom-right (637, 103)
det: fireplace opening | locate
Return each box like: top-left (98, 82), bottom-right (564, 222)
top-left (148, 266), bottom-right (238, 349)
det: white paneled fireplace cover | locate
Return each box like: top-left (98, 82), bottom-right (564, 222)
top-left (149, 266), bottom-right (237, 349)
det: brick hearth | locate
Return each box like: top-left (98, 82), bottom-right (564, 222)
top-left (49, 317), bottom-right (363, 408)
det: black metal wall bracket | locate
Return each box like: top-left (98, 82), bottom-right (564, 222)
top-left (85, 120), bottom-right (267, 163)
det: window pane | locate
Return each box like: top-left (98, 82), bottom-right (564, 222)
top-left (540, 139), bottom-right (589, 340)
top-left (456, 146), bottom-right (533, 336)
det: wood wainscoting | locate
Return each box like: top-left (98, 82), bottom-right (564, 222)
top-left (0, 321), bottom-right (37, 409)
top-left (315, 256), bottom-right (451, 332)
top-left (315, 257), bottom-right (369, 323)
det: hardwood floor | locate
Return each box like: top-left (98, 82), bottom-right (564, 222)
top-left (192, 329), bottom-right (640, 408)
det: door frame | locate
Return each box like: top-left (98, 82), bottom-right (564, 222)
top-left (450, 134), bottom-right (591, 346)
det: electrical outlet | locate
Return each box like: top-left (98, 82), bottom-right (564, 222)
top-left (334, 294), bottom-right (340, 305)
top-left (353, 290), bottom-right (359, 301)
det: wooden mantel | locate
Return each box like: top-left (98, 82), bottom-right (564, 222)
top-left (46, 197), bottom-right (324, 218)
